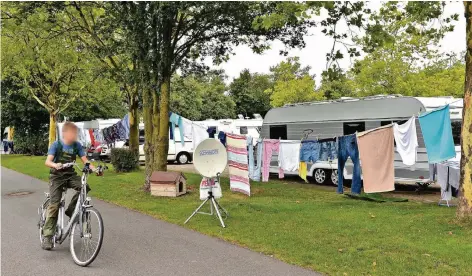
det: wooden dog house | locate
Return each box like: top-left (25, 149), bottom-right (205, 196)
top-left (150, 171), bottom-right (187, 197)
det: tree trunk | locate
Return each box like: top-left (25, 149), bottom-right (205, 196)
top-left (143, 85), bottom-right (156, 192)
top-left (48, 113), bottom-right (57, 147)
top-left (457, 1), bottom-right (472, 219)
top-left (128, 103), bottom-right (139, 154)
top-left (155, 75), bottom-right (171, 171)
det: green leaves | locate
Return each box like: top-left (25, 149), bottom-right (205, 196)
top-left (265, 57), bottom-right (324, 107)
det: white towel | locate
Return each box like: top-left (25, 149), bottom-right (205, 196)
top-left (278, 141), bottom-right (301, 172)
top-left (393, 116), bottom-right (418, 166)
top-left (192, 123), bottom-right (208, 150)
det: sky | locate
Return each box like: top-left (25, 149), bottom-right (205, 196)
top-left (209, 2), bottom-right (466, 84)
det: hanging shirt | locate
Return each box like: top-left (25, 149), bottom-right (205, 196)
top-left (278, 141), bottom-right (301, 177)
top-left (393, 116), bottom-right (418, 166)
top-left (357, 125), bottom-right (395, 193)
top-left (207, 127), bottom-right (217, 138)
top-left (418, 105), bottom-right (456, 163)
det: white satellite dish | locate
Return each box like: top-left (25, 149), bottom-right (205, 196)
top-left (193, 139), bottom-right (228, 178)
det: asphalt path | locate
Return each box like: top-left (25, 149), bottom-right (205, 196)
top-left (1, 167), bottom-right (318, 276)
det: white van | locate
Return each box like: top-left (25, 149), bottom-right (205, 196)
top-left (137, 127), bottom-right (193, 164)
top-left (101, 127), bottom-right (193, 164)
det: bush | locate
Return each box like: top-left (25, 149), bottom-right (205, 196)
top-left (14, 129), bottom-right (49, 155)
top-left (110, 148), bottom-right (139, 172)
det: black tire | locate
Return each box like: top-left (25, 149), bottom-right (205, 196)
top-left (176, 152), bottom-right (190, 164)
top-left (70, 207), bottom-right (104, 267)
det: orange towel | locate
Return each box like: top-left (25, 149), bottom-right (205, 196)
top-left (357, 125), bottom-right (395, 193)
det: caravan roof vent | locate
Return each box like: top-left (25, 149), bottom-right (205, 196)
top-left (237, 114), bottom-right (244, 119)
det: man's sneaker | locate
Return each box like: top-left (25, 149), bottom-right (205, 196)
top-left (41, 236), bottom-right (53, 250)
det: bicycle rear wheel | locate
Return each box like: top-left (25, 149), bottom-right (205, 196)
top-left (70, 207), bottom-right (104, 266)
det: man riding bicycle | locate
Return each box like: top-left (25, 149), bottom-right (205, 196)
top-left (43, 122), bottom-right (95, 250)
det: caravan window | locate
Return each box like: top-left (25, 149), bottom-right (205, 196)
top-left (451, 120), bottom-right (461, 145)
top-left (343, 122), bottom-right (365, 135)
top-left (270, 125), bottom-right (287, 140)
top-left (239, 126), bottom-right (248, 135)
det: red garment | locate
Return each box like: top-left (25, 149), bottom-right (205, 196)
top-left (88, 129), bottom-right (97, 146)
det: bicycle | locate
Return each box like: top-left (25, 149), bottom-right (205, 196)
top-left (37, 161), bottom-right (107, 266)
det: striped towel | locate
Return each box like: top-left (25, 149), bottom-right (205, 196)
top-left (226, 133), bottom-right (250, 196)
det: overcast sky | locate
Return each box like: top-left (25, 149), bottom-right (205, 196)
top-left (209, 1), bottom-right (466, 84)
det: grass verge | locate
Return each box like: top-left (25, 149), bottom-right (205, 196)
top-left (2, 155), bottom-right (471, 275)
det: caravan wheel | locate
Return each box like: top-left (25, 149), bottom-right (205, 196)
top-left (312, 169), bottom-right (327, 184)
top-left (330, 170), bottom-right (338, 186)
top-left (176, 152), bottom-right (190, 164)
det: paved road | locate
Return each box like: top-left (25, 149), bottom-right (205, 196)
top-left (1, 167), bottom-right (318, 276)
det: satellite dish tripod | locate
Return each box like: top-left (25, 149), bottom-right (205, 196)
top-left (184, 173), bottom-right (229, 228)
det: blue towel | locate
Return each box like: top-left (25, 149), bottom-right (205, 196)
top-left (169, 113), bottom-right (185, 146)
top-left (418, 105), bottom-right (456, 163)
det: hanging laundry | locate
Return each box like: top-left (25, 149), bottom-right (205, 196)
top-left (251, 138), bottom-right (264, 181)
top-left (169, 113), bottom-right (185, 145)
top-left (299, 162), bottom-right (308, 183)
top-left (247, 136), bottom-right (255, 181)
top-left (192, 123), bottom-right (208, 150)
top-left (116, 122), bottom-right (127, 140)
top-left (418, 105), bottom-right (455, 163)
top-left (207, 127), bottom-right (217, 138)
top-left (278, 141), bottom-right (301, 178)
top-left (300, 140), bottom-right (321, 163)
top-left (94, 129), bottom-right (104, 144)
top-left (393, 116), bottom-right (418, 166)
top-left (357, 125), bottom-right (395, 194)
top-left (218, 131), bottom-right (227, 146)
top-left (429, 163), bottom-right (437, 182)
top-left (102, 127), bottom-right (112, 144)
top-left (337, 134), bottom-right (362, 195)
top-left (437, 161), bottom-right (460, 201)
top-left (262, 139), bottom-right (283, 182)
top-left (119, 114), bottom-right (130, 140)
top-left (227, 133), bottom-right (250, 196)
top-left (318, 138), bottom-right (337, 161)
top-left (182, 117), bottom-right (193, 141)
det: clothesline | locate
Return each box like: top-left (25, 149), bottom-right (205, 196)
top-left (216, 101), bottom-right (459, 200)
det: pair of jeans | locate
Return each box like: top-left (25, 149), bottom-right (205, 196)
top-left (300, 140), bottom-right (321, 163)
top-left (337, 134), bottom-right (362, 194)
top-left (319, 140), bottom-right (337, 161)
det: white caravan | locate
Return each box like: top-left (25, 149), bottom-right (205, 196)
top-left (196, 114), bottom-right (263, 143)
top-left (261, 95), bottom-right (463, 185)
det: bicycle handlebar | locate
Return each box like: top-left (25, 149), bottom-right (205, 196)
top-left (58, 162), bottom-right (108, 175)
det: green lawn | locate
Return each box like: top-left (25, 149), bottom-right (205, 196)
top-left (2, 155), bottom-right (471, 275)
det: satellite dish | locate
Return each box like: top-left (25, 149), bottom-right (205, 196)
top-left (193, 139), bottom-right (227, 178)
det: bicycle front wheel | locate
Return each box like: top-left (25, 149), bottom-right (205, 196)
top-left (70, 207), bottom-right (104, 266)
